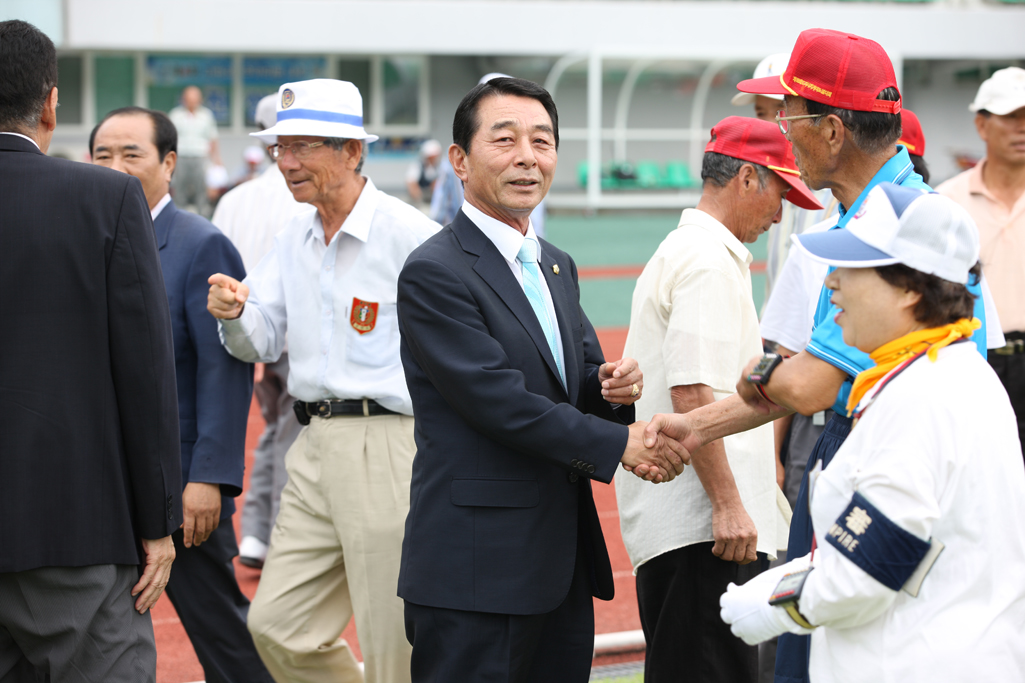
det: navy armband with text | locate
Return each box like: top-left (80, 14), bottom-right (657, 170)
top-left (826, 491), bottom-right (931, 591)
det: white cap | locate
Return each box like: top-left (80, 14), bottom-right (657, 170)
top-left (254, 94), bottom-right (278, 130)
top-left (969, 66), bottom-right (1025, 116)
top-left (793, 183), bottom-right (980, 285)
top-left (479, 72), bottom-right (512, 85)
top-left (251, 79), bottom-right (378, 144)
top-left (732, 53), bottom-right (789, 106)
top-left (205, 164), bottom-right (230, 190)
top-left (420, 139), bottom-right (443, 158)
top-left (243, 145), bottom-right (265, 164)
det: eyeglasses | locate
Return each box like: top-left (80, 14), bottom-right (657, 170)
top-left (775, 110), bottom-right (825, 136)
top-left (268, 141), bottom-right (326, 160)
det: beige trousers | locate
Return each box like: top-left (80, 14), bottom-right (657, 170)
top-left (247, 414), bottom-right (415, 683)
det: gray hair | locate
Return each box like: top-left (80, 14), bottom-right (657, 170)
top-left (700, 151), bottom-right (771, 189)
top-left (802, 87), bottom-right (903, 156)
top-left (325, 137), bottom-right (366, 173)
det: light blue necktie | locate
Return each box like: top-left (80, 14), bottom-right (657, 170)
top-left (517, 238), bottom-right (565, 388)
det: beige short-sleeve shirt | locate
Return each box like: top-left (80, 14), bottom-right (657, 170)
top-left (615, 209), bottom-right (788, 569)
top-left (938, 160), bottom-right (1025, 333)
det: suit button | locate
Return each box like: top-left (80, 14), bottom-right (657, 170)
top-left (570, 459), bottom-right (579, 467)
top-left (568, 472), bottom-right (579, 483)
top-left (587, 464), bottom-right (596, 474)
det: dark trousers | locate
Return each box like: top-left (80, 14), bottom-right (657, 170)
top-left (988, 334), bottom-right (1025, 468)
top-left (774, 413), bottom-right (853, 683)
top-left (0, 564), bottom-right (156, 683)
top-left (404, 539), bottom-right (595, 683)
top-left (165, 522), bottom-right (274, 683)
top-left (637, 542), bottom-right (764, 683)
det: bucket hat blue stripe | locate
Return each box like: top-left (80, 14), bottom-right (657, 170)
top-left (276, 109), bottom-right (363, 126)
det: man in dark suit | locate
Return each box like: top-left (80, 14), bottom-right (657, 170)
top-left (90, 107), bottom-right (272, 683)
top-left (396, 77), bottom-right (687, 683)
top-left (0, 21), bottom-right (181, 682)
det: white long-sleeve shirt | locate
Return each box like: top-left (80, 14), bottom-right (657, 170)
top-left (795, 343), bottom-right (1025, 682)
top-left (218, 177), bottom-right (440, 414)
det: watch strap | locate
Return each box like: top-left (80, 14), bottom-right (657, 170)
top-left (782, 602), bottom-right (816, 630)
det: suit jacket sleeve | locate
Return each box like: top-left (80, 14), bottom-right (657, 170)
top-left (185, 230), bottom-right (253, 496)
top-left (398, 256), bottom-right (628, 482)
top-left (106, 178), bottom-right (183, 539)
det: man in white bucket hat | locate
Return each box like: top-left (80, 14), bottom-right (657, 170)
top-left (208, 78), bottom-right (441, 683)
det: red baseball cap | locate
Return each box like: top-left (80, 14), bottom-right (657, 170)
top-left (898, 109), bottom-right (925, 156)
top-left (705, 116), bottom-right (823, 210)
top-left (736, 29), bottom-right (901, 115)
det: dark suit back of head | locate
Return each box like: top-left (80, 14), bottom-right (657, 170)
top-left (0, 20), bottom-right (183, 573)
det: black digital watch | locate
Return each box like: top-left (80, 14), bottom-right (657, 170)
top-left (768, 568), bottom-right (817, 630)
top-left (748, 353), bottom-right (784, 385)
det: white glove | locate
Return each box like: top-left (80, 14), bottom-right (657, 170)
top-left (719, 556), bottom-right (815, 646)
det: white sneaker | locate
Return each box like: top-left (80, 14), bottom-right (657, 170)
top-left (239, 536), bottom-right (268, 568)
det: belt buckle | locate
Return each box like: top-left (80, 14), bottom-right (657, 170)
top-left (317, 402), bottom-right (332, 418)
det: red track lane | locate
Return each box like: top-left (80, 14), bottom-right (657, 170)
top-left (155, 326), bottom-right (636, 682)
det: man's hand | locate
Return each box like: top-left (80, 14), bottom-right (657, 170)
top-left (181, 482), bottom-right (221, 548)
top-left (737, 354), bottom-right (779, 415)
top-left (600, 357), bottom-right (643, 406)
top-left (621, 421), bottom-right (689, 483)
top-left (132, 536), bottom-right (175, 614)
top-left (712, 502), bottom-right (759, 564)
top-left (207, 273), bottom-right (249, 320)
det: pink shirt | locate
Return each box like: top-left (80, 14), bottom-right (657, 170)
top-left (939, 160), bottom-right (1025, 333)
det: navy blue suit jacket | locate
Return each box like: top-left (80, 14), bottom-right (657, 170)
top-left (154, 199), bottom-right (252, 518)
top-left (396, 210), bottom-right (632, 616)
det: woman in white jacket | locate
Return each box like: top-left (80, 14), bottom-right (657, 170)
top-left (715, 182), bottom-right (1025, 682)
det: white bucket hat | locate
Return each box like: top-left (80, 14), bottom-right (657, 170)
top-left (251, 79), bottom-right (378, 144)
top-left (969, 66), bottom-right (1025, 116)
top-left (732, 53), bottom-right (790, 106)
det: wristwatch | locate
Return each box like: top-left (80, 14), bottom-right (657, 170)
top-left (748, 353), bottom-right (784, 385)
top-left (768, 568), bottom-right (817, 630)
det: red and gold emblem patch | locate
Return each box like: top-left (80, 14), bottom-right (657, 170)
top-left (350, 298), bottom-right (379, 335)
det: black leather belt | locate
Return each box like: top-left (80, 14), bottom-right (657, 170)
top-left (293, 399), bottom-right (398, 425)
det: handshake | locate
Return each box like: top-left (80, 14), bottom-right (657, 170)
top-left (619, 416), bottom-right (697, 484)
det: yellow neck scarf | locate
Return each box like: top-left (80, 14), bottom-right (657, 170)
top-left (846, 317), bottom-right (980, 417)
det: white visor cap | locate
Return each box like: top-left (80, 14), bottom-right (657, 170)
top-left (732, 53), bottom-right (790, 106)
top-left (969, 66), bottom-right (1025, 116)
top-left (793, 183), bottom-right (980, 285)
top-left (251, 79), bottom-right (378, 145)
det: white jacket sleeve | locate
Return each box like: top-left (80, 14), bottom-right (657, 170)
top-left (218, 242), bottom-right (288, 363)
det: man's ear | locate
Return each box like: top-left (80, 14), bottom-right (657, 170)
top-left (822, 114), bottom-right (846, 156)
top-left (449, 143), bottom-right (469, 183)
top-left (40, 87), bottom-right (58, 131)
top-left (163, 150), bottom-right (177, 183)
top-left (344, 139), bottom-right (364, 171)
top-left (736, 162), bottom-right (758, 196)
top-left (974, 113), bottom-right (990, 145)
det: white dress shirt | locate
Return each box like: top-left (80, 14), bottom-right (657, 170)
top-left (150, 193), bottom-right (171, 221)
top-left (218, 177), bottom-right (441, 414)
top-left (460, 201), bottom-right (564, 365)
top-left (212, 163), bottom-right (306, 272)
top-left (616, 209), bottom-right (789, 567)
top-left (0, 132), bottom-right (40, 149)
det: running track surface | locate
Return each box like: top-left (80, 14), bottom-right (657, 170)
top-left (154, 212), bottom-right (770, 681)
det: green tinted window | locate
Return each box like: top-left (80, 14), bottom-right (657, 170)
top-left (56, 56), bottom-right (83, 125)
top-left (95, 57), bottom-right (135, 121)
top-left (337, 59), bottom-right (372, 123)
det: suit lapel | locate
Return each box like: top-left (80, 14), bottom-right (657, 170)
top-left (538, 243), bottom-right (579, 405)
top-left (152, 199), bottom-right (176, 251)
top-left (451, 212), bottom-right (566, 394)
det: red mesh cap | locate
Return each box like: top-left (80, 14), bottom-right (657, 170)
top-left (705, 116), bottom-right (823, 210)
top-left (736, 29), bottom-right (901, 114)
top-left (898, 109), bottom-right (925, 156)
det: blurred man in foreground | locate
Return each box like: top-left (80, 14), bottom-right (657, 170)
top-left (0, 20), bottom-right (180, 682)
top-left (617, 116), bottom-right (819, 683)
top-left (91, 106), bottom-right (269, 683)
